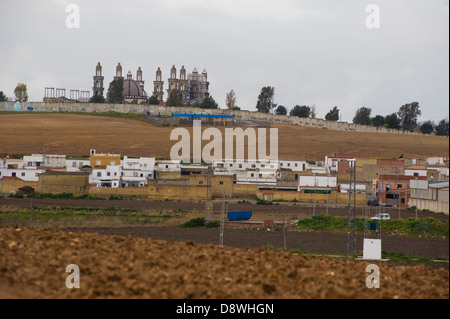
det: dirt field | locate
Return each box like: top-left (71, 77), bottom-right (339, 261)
top-left (1, 197), bottom-right (448, 259)
top-left (0, 226), bottom-right (448, 299)
top-left (62, 225), bottom-right (449, 260)
top-left (0, 113), bottom-right (448, 159)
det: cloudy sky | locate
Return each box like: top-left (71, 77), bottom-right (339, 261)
top-left (0, 0), bottom-right (448, 122)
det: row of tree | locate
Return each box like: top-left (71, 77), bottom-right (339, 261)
top-left (254, 86), bottom-right (448, 136)
top-left (352, 103), bottom-right (448, 135)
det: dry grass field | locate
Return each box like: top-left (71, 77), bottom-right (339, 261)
top-left (0, 113), bottom-right (448, 160)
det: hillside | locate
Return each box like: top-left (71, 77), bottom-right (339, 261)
top-left (0, 113), bottom-right (448, 160)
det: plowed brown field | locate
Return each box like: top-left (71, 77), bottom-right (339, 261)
top-left (0, 226), bottom-right (448, 299)
top-left (0, 113), bottom-right (448, 159)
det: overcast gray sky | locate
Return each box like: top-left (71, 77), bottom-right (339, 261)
top-left (0, 0), bottom-right (448, 122)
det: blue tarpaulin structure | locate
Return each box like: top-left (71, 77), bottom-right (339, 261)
top-left (172, 113), bottom-right (234, 119)
top-left (227, 211), bottom-right (252, 221)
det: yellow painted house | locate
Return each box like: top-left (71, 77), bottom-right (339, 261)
top-left (89, 149), bottom-right (121, 168)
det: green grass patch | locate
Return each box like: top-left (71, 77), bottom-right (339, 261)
top-left (0, 206), bottom-right (174, 227)
top-left (296, 214), bottom-right (448, 238)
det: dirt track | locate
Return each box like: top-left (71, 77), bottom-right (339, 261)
top-left (0, 226), bottom-right (448, 299)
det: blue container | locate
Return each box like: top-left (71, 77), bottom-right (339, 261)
top-left (370, 222), bottom-right (377, 231)
top-left (227, 211), bottom-right (252, 221)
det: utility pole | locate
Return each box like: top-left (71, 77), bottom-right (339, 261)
top-left (219, 190), bottom-right (226, 246)
top-left (283, 213), bottom-right (287, 251)
top-left (346, 160), bottom-right (357, 256)
top-left (313, 172), bottom-right (316, 216)
top-left (205, 165), bottom-right (213, 220)
top-left (415, 178), bottom-right (418, 221)
top-left (326, 174), bottom-right (330, 215)
top-left (41, 147), bottom-right (46, 194)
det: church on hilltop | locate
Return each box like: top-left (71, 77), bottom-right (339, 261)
top-left (92, 63), bottom-right (209, 105)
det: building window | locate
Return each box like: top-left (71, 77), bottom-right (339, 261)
top-left (414, 173), bottom-right (419, 176)
top-left (72, 162), bottom-right (77, 167)
top-left (251, 164), bottom-right (256, 168)
top-left (28, 162), bottom-right (32, 166)
top-left (295, 174), bottom-right (298, 180)
top-left (401, 198), bottom-right (406, 203)
top-left (281, 163), bottom-right (283, 166)
top-left (287, 163), bottom-right (291, 167)
top-left (398, 184), bottom-right (402, 189)
top-left (21, 172), bottom-right (25, 177)
top-left (107, 172), bottom-right (110, 177)
top-left (295, 163), bottom-right (298, 167)
top-left (133, 172), bottom-right (138, 177)
top-left (165, 165), bottom-right (169, 169)
top-left (97, 172), bottom-right (101, 177)
top-left (114, 172), bottom-right (117, 176)
top-left (251, 173), bottom-right (254, 177)
top-left (12, 172), bottom-right (16, 177)
top-left (239, 164), bottom-right (243, 168)
top-left (261, 165), bottom-right (265, 168)
top-left (199, 180), bottom-right (203, 185)
top-left (219, 181), bottom-right (224, 185)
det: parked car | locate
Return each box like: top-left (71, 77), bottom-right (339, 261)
top-left (371, 213), bottom-right (390, 220)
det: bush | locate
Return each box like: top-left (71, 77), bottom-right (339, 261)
top-left (256, 198), bottom-right (273, 205)
top-left (205, 220), bottom-right (220, 228)
top-left (109, 195), bottom-right (125, 200)
top-left (179, 217), bottom-right (205, 228)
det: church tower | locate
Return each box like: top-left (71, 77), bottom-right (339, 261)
top-left (153, 67), bottom-right (164, 103)
top-left (136, 67), bottom-right (144, 91)
top-left (92, 62), bottom-right (104, 97)
top-left (114, 63), bottom-right (123, 80)
top-left (167, 65), bottom-right (179, 101)
top-left (179, 66), bottom-right (189, 104)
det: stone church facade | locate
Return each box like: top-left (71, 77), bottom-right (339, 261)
top-left (93, 63), bottom-right (209, 105)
